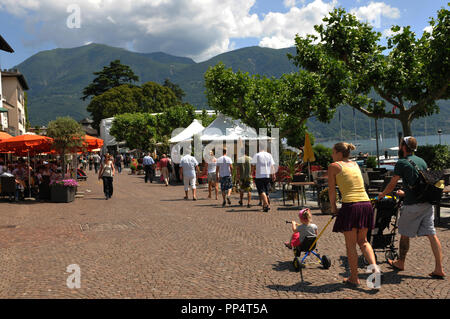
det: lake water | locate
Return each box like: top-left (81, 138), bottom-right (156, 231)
top-left (318, 134), bottom-right (450, 155)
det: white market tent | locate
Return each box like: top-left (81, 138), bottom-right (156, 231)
top-left (200, 113), bottom-right (272, 142)
top-left (168, 119), bottom-right (205, 144)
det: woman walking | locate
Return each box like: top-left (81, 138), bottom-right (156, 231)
top-left (98, 154), bottom-right (115, 200)
top-left (328, 142), bottom-right (378, 287)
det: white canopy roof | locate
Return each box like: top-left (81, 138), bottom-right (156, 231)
top-left (200, 113), bottom-right (271, 141)
top-left (169, 119), bottom-right (205, 143)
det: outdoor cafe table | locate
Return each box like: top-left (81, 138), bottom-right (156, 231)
top-left (282, 181), bottom-right (316, 207)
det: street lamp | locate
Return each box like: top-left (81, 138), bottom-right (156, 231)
top-left (437, 129), bottom-right (442, 145)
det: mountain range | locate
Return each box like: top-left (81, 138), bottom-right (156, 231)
top-left (13, 43), bottom-right (450, 140)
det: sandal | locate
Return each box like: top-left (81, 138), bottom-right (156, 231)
top-left (429, 272), bottom-right (446, 280)
top-left (387, 259), bottom-right (404, 271)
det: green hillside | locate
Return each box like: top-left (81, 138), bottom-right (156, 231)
top-left (15, 43), bottom-right (450, 138)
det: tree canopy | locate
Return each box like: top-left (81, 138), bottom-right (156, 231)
top-left (87, 81), bottom-right (181, 129)
top-left (288, 5), bottom-right (450, 135)
top-left (81, 60), bottom-right (139, 101)
top-left (47, 117), bottom-right (85, 178)
top-left (204, 62), bottom-right (333, 148)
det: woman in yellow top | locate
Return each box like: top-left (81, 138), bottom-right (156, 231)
top-left (328, 142), bottom-right (378, 287)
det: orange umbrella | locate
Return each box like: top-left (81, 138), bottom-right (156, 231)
top-left (81, 135), bottom-right (103, 151)
top-left (0, 134), bottom-right (53, 155)
top-left (0, 132), bottom-right (12, 142)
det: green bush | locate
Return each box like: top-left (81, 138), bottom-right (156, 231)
top-left (366, 156), bottom-right (377, 169)
top-left (313, 144), bottom-right (333, 169)
top-left (416, 144), bottom-right (450, 170)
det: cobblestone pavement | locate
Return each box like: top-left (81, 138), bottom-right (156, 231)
top-left (0, 169), bottom-right (448, 299)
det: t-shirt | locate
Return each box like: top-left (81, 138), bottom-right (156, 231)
top-left (237, 155), bottom-right (252, 181)
top-left (252, 151), bottom-right (275, 179)
top-left (93, 154), bottom-right (101, 163)
top-left (216, 155), bottom-right (233, 177)
top-left (180, 155), bottom-right (199, 178)
top-left (159, 158), bottom-right (169, 168)
top-left (296, 223), bottom-right (318, 243)
top-left (394, 155), bottom-right (427, 205)
top-left (206, 156), bottom-right (217, 174)
top-left (143, 156), bottom-right (155, 166)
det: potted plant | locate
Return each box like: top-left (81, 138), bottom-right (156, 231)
top-left (50, 179), bottom-right (78, 203)
top-left (318, 187), bottom-right (341, 214)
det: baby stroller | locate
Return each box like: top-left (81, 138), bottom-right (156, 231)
top-left (286, 216), bottom-right (334, 282)
top-left (362, 196), bottom-right (401, 265)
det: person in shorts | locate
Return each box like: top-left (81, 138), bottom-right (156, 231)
top-left (179, 153), bottom-right (199, 200)
top-left (237, 152), bottom-right (252, 208)
top-left (206, 150), bottom-right (218, 200)
top-left (379, 136), bottom-right (445, 279)
top-left (216, 147), bottom-right (233, 207)
top-left (252, 148), bottom-right (275, 212)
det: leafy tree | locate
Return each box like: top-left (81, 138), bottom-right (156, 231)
top-left (416, 144), bottom-right (450, 170)
top-left (110, 113), bottom-right (158, 151)
top-left (204, 62), bottom-right (332, 149)
top-left (87, 81), bottom-right (180, 129)
top-left (82, 60), bottom-right (139, 101)
top-left (87, 84), bottom-right (143, 129)
top-left (288, 5), bottom-right (450, 136)
top-left (195, 109), bottom-right (217, 127)
top-left (140, 81), bottom-right (178, 113)
top-left (47, 117), bottom-right (85, 178)
top-left (163, 78), bottom-right (185, 101)
top-left (156, 103), bottom-right (196, 138)
top-left (312, 144), bottom-right (333, 169)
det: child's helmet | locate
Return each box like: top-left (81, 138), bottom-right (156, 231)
top-left (299, 208), bottom-right (309, 220)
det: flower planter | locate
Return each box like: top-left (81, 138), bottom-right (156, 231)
top-left (50, 184), bottom-right (76, 203)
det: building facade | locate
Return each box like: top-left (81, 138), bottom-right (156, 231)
top-left (1, 69), bottom-right (29, 136)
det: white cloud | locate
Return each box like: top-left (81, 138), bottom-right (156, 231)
top-left (1, 0), bottom-right (395, 62)
top-left (423, 25), bottom-right (433, 34)
top-left (382, 27), bottom-right (403, 38)
top-left (350, 2), bottom-right (400, 28)
top-left (259, 0), bottom-right (337, 49)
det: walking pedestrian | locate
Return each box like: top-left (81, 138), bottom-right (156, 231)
top-left (378, 136), bottom-right (445, 279)
top-left (98, 154), bottom-right (115, 200)
top-left (328, 142), bottom-right (378, 287)
top-left (159, 154), bottom-right (170, 186)
top-left (206, 150), bottom-right (218, 200)
top-left (143, 153), bottom-right (155, 183)
top-left (179, 153), bottom-right (199, 200)
top-left (251, 148), bottom-right (275, 212)
top-left (115, 153), bottom-right (123, 174)
top-left (93, 152), bottom-right (101, 174)
top-left (216, 147), bottom-right (233, 207)
top-left (237, 151), bottom-right (252, 208)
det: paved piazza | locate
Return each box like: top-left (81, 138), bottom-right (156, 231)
top-left (0, 169), bottom-right (448, 299)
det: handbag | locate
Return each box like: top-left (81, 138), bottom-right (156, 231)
top-left (407, 159), bottom-right (444, 204)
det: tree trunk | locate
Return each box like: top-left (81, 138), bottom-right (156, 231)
top-left (399, 116), bottom-right (412, 137)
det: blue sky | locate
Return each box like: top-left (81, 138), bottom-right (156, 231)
top-left (0, 0), bottom-right (446, 68)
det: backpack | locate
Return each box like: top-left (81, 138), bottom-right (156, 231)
top-left (407, 159), bottom-right (444, 204)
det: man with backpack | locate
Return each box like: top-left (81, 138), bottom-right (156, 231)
top-left (378, 136), bottom-right (445, 279)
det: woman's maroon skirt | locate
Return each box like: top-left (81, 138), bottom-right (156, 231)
top-left (332, 201), bottom-right (374, 233)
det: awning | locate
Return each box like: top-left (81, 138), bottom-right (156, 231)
top-left (0, 107), bottom-right (9, 112)
top-left (0, 35), bottom-right (14, 53)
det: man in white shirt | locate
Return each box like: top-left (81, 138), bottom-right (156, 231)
top-left (216, 147), bottom-right (233, 207)
top-left (179, 153), bottom-right (199, 200)
top-left (252, 148), bottom-right (276, 212)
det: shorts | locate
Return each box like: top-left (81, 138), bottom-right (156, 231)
top-left (398, 203), bottom-right (436, 238)
top-left (255, 178), bottom-right (271, 195)
top-left (207, 173), bottom-right (217, 183)
top-left (220, 176), bottom-right (233, 191)
top-left (239, 179), bottom-right (252, 192)
top-left (183, 176), bottom-right (196, 191)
